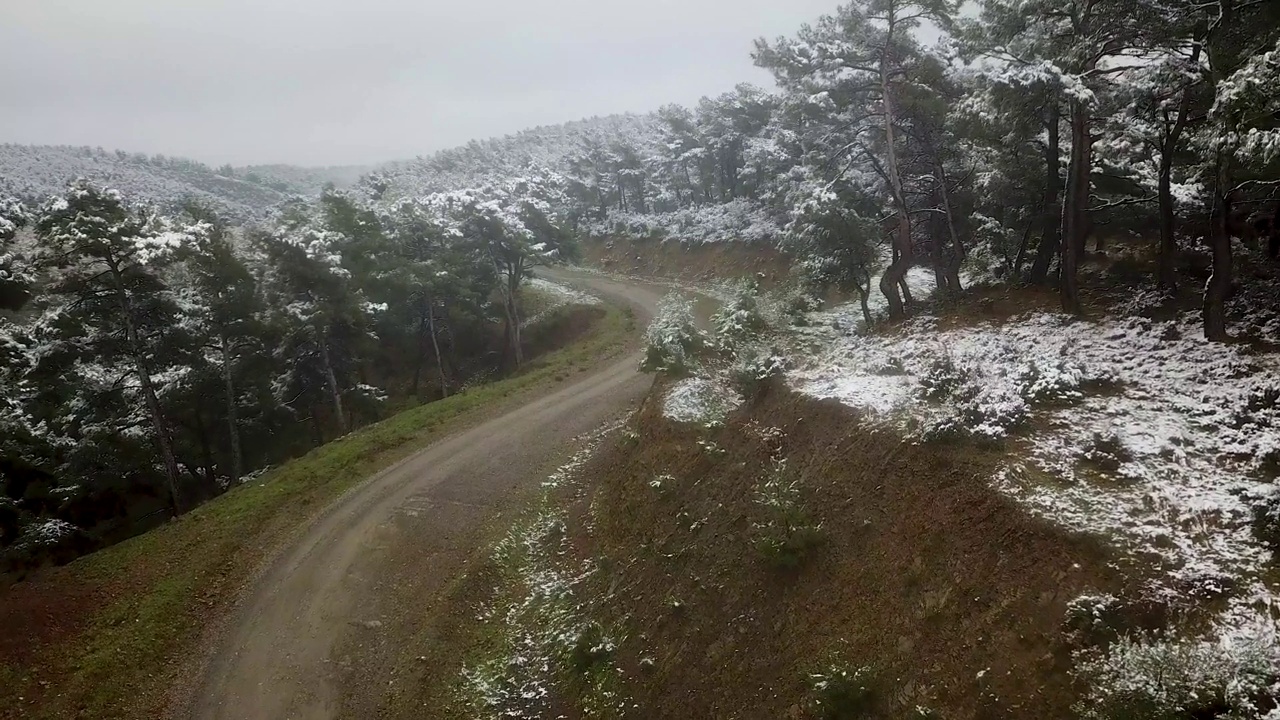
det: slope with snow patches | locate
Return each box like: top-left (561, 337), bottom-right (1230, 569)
top-left (788, 300), bottom-right (1280, 659)
top-left (523, 277), bottom-right (603, 327)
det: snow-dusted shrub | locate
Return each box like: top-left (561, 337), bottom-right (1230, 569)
top-left (662, 376), bottom-right (743, 425)
top-left (1249, 487), bottom-right (1280, 551)
top-left (1, 518), bottom-right (91, 573)
top-left (1016, 354), bottom-right (1108, 404)
top-left (465, 508), bottom-right (622, 718)
top-left (465, 652), bottom-right (549, 718)
top-left (808, 661), bottom-right (877, 719)
top-left (1065, 593), bottom-right (1124, 633)
top-left (566, 620), bottom-right (615, 675)
top-left (1063, 593), bottom-right (1128, 646)
top-left (955, 382), bottom-right (1029, 441)
top-left (712, 280), bottom-right (768, 351)
top-left (965, 213), bottom-right (1018, 282)
top-left (919, 353), bottom-right (968, 400)
top-left (729, 344), bottom-right (788, 401)
top-left (1082, 430), bottom-right (1134, 474)
top-left (640, 294), bottom-right (705, 374)
top-left (753, 458), bottom-right (823, 568)
top-left (914, 345), bottom-right (1105, 441)
top-left (769, 279), bottom-right (823, 326)
top-left (1229, 380), bottom-right (1280, 474)
top-left (1074, 632), bottom-right (1280, 719)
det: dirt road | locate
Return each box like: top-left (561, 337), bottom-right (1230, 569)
top-left (189, 270), bottom-right (671, 720)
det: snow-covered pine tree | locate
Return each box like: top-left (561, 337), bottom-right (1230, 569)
top-left (754, 0), bottom-right (959, 319)
top-left (34, 180), bottom-right (197, 515)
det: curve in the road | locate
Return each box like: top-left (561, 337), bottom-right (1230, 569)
top-left (189, 270), bottom-right (673, 720)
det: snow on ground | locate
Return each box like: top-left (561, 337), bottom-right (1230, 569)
top-left (662, 375), bottom-right (744, 425)
top-left (524, 276), bottom-right (602, 326)
top-left (803, 265), bottom-right (959, 335)
top-left (789, 305), bottom-right (1280, 639)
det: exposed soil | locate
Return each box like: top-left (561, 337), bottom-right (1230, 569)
top-left (547, 386), bottom-right (1131, 719)
top-left (584, 237), bottom-right (792, 288)
top-left (0, 574), bottom-right (100, 668)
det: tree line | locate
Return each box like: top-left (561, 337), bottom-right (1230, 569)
top-left (0, 175), bottom-right (571, 570)
top-left (369, 0), bottom-right (1278, 333)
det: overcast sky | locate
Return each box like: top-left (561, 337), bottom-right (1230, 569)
top-left (0, 0), bottom-right (853, 168)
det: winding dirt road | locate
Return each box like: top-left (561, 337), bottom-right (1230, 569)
top-left (189, 270), bottom-right (670, 720)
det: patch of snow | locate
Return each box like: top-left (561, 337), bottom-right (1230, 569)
top-left (804, 264), bottom-right (958, 332)
top-left (788, 307), bottom-right (1280, 640)
top-left (12, 519), bottom-right (78, 551)
top-left (524, 276), bottom-right (603, 327)
top-left (801, 372), bottom-right (915, 414)
top-left (662, 376), bottom-right (743, 425)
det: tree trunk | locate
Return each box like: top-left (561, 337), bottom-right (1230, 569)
top-left (1204, 156), bottom-right (1233, 342)
top-left (1157, 44), bottom-right (1200, 291)
top-left (115, 278), bottom-right (183, 516)
top-left (133, 336), bottom-right (182, 515)
top-left (220, 334), bottom-right (244, 483)
top-left (928, 188), bottom-right (949, 292)
top-left (193, 408), bottom-right (217, 487)
top-left (1203, 1), bottom-right (1234, 342)
top-left (1157, 149), bottom-right (1179, 292)
top-left (878, 69), bottom-right (911, 318)
top-left (411, 312), bottom-right (427, 397)
top-left (499, 267), bottom-right (524, 369)
top-left (1060, 98), bottom-right (1091, 315)
top-left (899, 273), bottom-right (915, 306)
top-left (318, 330), bottom-right (348, 434)
top-left (310, 407), bottom-right (325, 448)
top-left (855, 279), bottom-right (873, 328)
top-left (937, 162), bottom-right (965, 293)
top-left (1013, 218), bottom-right (1036, 277)
top-left (426, 299), bottom-right (449, 399)
top-left (1030, 104), bottom-right (1063, 285)
top-left (506, 293), bottom-right (523, 367)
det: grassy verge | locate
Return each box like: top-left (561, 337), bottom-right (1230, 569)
top-left (377, 439), bottom-right (626, 719)
top-left (0, 302), bottom-right (636, 720)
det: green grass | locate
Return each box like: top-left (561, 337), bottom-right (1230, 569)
top-left (0, 303), bottom-right (636, 720)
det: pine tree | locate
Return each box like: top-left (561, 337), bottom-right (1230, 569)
top-left (35, 180), bottom-right (195, 515)
top-left (754, 0), bottom-right (959, 319)
top-left (173, 204), bottom-right (263, 483)
top-left (0, 197), bottom-right (32, 311)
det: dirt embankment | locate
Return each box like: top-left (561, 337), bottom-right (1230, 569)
top-left (583, 237), bottom-right (792, 287)
top-left (554, 386), bottom-right (1126, 719)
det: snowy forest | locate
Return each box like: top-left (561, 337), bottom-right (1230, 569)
top-left (3, 0), bottom-right (1280, 572)
top-left (0, 178), bottom-right (574, 571)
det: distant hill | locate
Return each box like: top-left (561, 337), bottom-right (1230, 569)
top-left (372, 113), bottom-right (660, 201)
top-left (0, 145), bottom-right (371, 220)
top-left (230, 164), bottom-right (373, 196)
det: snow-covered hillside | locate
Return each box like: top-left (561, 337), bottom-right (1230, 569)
top-left (372, 114), bottom-right (660, 201)
top-left (365, 103), bottom-right (789, 246)
top-left (0, 145), bottom-right (307, 219)
top-left (233, 164), bottom-right (372, 196)
top-left (782, 287), bottom-right (1280, 704)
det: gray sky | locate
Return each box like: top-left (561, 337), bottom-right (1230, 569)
top-left (0, 0), bottom-right (846, 167)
